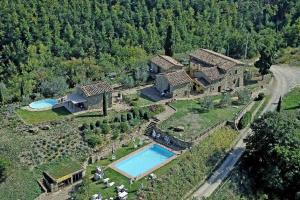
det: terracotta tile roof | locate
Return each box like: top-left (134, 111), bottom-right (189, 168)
top-left (80, 81), bottom-right (113, 97)
top-left (151, 55), bottom-right (184, 70)
top-left (190, 49), bottom-right (244, 70)
top-left (194, 78), bottom-right (210, 87)
top-left (198, 66), bottom-right (223, 81)
top-left (162, 70), bottom-right (193, 87)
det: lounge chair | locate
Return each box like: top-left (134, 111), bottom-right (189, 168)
top-left (107, 182), bottom-right (115, 187)
top-left (103, 178), bottom-right (110, 184)
top-left (116, 184), bottom-right (125, 191)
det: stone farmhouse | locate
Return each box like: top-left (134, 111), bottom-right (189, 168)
top-left (155, 70), bottom-right (193, 98)
top-left (149, 55), bottom-right (184, 77)
top-left (189, 49), bottom-right (245, 93)
top-left (59, 81), bottom-right (113, 113)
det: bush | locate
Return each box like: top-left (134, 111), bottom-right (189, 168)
top-left (81, 123), bottom-right (89, 131)
top-left (143, 112), bottom-right (150, 120)
top-left (95, 128), bottom-right (101, 134)
top-left (95, 120), bottom-right (101, 127)
top-left (199, 96), bottom-right (214, 112)
top-left (237, 89), bottom-right (251, 105)
top-left (127, 112), bottom-right (133, 121)
top-left (255, 92), bottom-right (265, 101)
top-left (132, 108), bottom-right (140, 119)
top-left (121, 114), bottom-right (127, 122)
top-left (111, 133), bottom-right (119, 140)
top-left (102, 119), bottom-right (108, 123)
top-left (120, 122), bottom-right (130, 133)
top-left (101, 123), bottom-right (110, 134)
top-left (85, 134), bottom-right (101, 148)
top-left (219, 93), bottom-right (232, 108)
top-left (90, 123), bottom-right (94, 130)
top-left (114, 115), bottom-right (121, 122)
top-left (0, 157), bottom-right (9, 182)
top-left (238, 111), bottom-right (252, 129)
top-left (139, 109), bottom-right (145, 118)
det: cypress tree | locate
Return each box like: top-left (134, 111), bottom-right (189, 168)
top-left (0, 87), bottom-right (4, 105)
top-left (103, 92), bottom-right (108, 116)
top-left (164, 25), bottom-right (174, 57)
top-left (276, 96), bottom-right (282, 112)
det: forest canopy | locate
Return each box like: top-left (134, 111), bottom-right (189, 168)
top-left (0, 0), bottom-right (300, 103)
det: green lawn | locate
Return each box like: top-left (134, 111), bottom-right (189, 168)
top-left (123, 93), bottom-right (154, 107)
top-left (283, 87), bottom-right (300, 110)
top-left (17, 107), bottom-right (70, 124)
top-left (159, 100), bottom-right (243, 140)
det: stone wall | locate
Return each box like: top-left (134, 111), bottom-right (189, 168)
top-left (170, 83), bottom-right (191, 98)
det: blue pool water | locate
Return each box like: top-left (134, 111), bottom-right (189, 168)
top-left (114, 144), bottom-right (175, 178)
top-left (29, 99), bottom-right (58, 109)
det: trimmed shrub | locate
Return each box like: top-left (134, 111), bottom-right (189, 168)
top-left (85, 134), bottom-right (101, 148)
top-left (81, 123), bottom-right (89, 131)
top-left (114, 115), bottom-right (121, 122)
top-left (127, 112), bottom-right (133, 121)
top-left (120, 122), bottom-right (130, 133)
top-left (90, 123), bottom-right (95, 130)
top-left (95, 120), bottom-right (101, 127)
top-left (237, 89), bottom-right (251, 105)
top-left (121, 114), bottom-right (127, 122)
top-left (139, 109), bottom-right (145, 118)
top-left (102, 123), bottom-right (110, 134)
top-left (143, 112), bottom-right (150, 120)
top-left (132, 108), bottom-right (140, 119)
top-left (219, 93), bottom-right (232, 108)
top-left (238, 111), bottom-right (252, 129)
top-left (255, 92), bottom-right (265, 101)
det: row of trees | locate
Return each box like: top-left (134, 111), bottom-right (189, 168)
top-left (0, 0), bottom-right (300, 103)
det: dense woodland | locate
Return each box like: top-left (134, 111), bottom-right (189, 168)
top-left (0, 0), bottom-right (300, 103)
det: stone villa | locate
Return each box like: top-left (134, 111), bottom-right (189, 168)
top-left (150, 55), bottom-right (184, 77)
top-left (189, 49), bottom-right (245, 93)
top-left (155, 70), bottom-right (193, 98)
top-left (59, 81), bottom-right (113, 113)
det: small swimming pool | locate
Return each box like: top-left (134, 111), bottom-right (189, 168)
top-left (29, 99), bottom-right (58, 110)
top-left (112, 144), bottom-right (175, 179)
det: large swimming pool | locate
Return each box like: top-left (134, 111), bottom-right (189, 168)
top-left (112, 144), bottom-right (175, 179)
top-left (29, 99), bottom-right (58, 110)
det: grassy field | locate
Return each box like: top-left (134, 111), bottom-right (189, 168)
top-left (207, 166), bottom-right (255, 200)
top-left (17, 107), bottom-right (71, 124)
top-left (282, 87), bottom-right (300, 110)
top-left (159, 99), bottom-right (243, 140)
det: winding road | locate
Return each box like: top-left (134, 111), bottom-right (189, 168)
top-left (191, 65), bottom-right (300, 199)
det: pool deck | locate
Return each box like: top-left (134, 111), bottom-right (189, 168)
top-left (109, 142), bottom-right (179, 180)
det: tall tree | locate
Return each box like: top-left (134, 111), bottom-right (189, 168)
top-left (276, 96), bottom-right (282, 112)
top-left (103, 92), bottom-right (108, 116)
top-left (244, 112), bottom-right (300, 199)
top-left (254, 48), bottom-right (273, 80)
top-left (164, 25), bottom-right (174, 57)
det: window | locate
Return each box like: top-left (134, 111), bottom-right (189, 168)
top-left (235, 70), bottom-right (238, 74)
